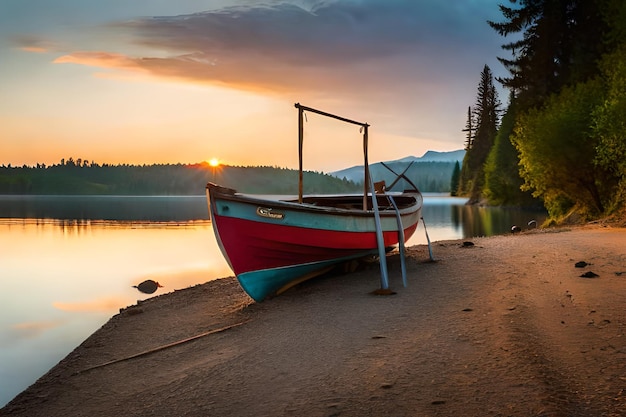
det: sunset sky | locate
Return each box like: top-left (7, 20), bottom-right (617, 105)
top-left (0, 0), bottom-right (509, 172)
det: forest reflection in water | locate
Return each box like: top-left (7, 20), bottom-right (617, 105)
top-left (0, 195), bottom-right (208, 221)
top-left (0, 194), bottom-right (547, 240)
top-left (415, 195), bottom-right (547, 244)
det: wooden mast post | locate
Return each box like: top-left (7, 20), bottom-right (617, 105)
top-left (362, 124), bottom-right (369, 210)
top-left (298, 104), bottom-right (304, 203)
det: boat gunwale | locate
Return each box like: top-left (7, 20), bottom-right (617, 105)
top-left (208, 185), bottom-right (422, 218)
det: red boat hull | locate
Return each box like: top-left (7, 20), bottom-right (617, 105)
top-left (213, 213), bottom-right (419, 275)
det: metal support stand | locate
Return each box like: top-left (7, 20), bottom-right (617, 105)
top-left (388, 195), bottom-right (407, 287)
top-left (369, 176), bottom-right (390, 292)
top-left (421, 216), bottom-right (435, 261)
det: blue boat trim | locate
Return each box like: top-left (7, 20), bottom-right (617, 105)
top-left (237, 251), bottom-right (379, 302)
top-left (213, 197), bottom-right (414, 234)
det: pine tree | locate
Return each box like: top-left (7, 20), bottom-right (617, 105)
top-left (483, 95), bottom-right (536, 206)
top-left (449, 161), bottom-right (461, 196)
top-left (489, 0), bottom-right (608, 109)
top-left (458, 65), bottom-right (501, 201)
top-left (462, 107), bottom-right (474, 151)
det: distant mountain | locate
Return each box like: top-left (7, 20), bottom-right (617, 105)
top-left (330, 149), bottom-right (464, 192)
top-left (400, 149), bottom-right (466, 163)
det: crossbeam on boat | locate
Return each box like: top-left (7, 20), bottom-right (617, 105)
top-left (295, 103), bottom-right (369, 129)
top-left (295, 103), bottom-right (370, 209)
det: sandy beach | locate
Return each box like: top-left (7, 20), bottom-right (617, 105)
top-left (2, 225), bottom-right (625, 416)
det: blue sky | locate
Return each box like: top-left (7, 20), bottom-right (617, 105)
top-left (0, 0), bottom-right (509, 171)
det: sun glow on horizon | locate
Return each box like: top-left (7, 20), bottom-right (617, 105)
top-left (208, 158), bottom-right (219, 167)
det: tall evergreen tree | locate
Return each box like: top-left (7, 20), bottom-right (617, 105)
top-left (489, 0), bottom-right (608, 109)
top-left (450, 161), bottom-right (461, 197)
top-left (458, 65), bottom-right (501, 201)
top-left (462, 106), bottom-right (474, 151)
top-left (483, 95), bottom-right (536, 206)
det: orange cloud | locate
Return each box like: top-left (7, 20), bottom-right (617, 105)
top-left (54, 51), bottom-right (147, 72)
top-left (53, 48), bottom-right (323, 96)
top-left (20, 46), bottom-right (48, 53)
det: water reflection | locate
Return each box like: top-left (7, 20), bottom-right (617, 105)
top-left (0, 219), bottom-right (232, 407)
top-left (452, 203), bottom-right (546, 238)
top-left (0, 195), bottom-right (547, 239)
top-left (407, 195), bottom-right (547, 245)
top-left (0, 195), bottom-right (208, 221)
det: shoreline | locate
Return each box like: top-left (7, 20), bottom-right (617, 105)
top-left (2, 225), bottom-right (625, 416)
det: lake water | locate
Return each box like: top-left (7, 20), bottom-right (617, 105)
top-left (0, 195), bottom-right (546, 407)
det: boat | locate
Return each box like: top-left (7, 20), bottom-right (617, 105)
top-left (206, 104), bottom-right (423, 301)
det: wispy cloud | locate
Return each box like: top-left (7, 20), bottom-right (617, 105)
top-left (11, 34), bottom-right (57, 53)
top-left (54, 52), bottom-right (148, 72)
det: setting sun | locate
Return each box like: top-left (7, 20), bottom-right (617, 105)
top-left (208, 158), bottom-right (219, 167)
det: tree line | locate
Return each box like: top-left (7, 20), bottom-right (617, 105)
top-left (457, 0), bottom-right (626, 222)
top-left (0, 157), bottom-right (462, 195)
top-left (0, 160), bottom-right (362, 195)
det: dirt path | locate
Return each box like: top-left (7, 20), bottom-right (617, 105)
top-left (2, 226), bottom-right (625, 416)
